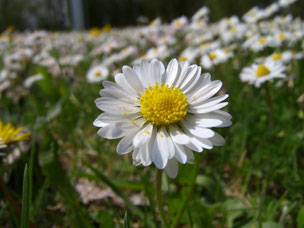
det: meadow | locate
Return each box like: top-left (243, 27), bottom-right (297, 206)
top-left (0, 0), bottom-right (304, 227)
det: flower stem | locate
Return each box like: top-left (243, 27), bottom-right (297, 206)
top-left (264, 82), bottom-right (273, 123)
top-left (155, 169), bottom-right (169, 228)
top-left (171, 162), bottom-right (199, 228)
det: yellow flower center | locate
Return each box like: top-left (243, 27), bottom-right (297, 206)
top-left (122, 48), bottom-right (129, 54)
top-left (279, 34), bottom-right (285, 40)
top-left (256, 64), bottom-right (270, 77)
top-left (209, 53), bottom-right (217, 60)
top-left (139, 83), bottom-right (188, 126)
top-left (178, 56), bottom-right (188, 62)
top-left (272, 53), bottom-right (282, 60)
top-left (229, 27), bottom-right (237, 33)
top-left (174, 20), bottom-right (182, 26)
top-left (94, 71), bottom-right (101, 77)
top-left (149, 19), bottom-right (156, 26)
top-left (259, 38), bottom-right (266, 45)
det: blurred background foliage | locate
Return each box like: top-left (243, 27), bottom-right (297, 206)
top-left (1, 0), bottom-right (304, 31)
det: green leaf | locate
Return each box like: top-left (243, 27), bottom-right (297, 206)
top-left (124, 211), bottom-right (131, 228)
top-left (297, 206), bottom-right (304, 228)
top-left (20, 164), bottom-right (29, 228)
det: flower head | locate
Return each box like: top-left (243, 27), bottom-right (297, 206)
top-left (240, 59), bottom-right (286, 87)
top-left (86, 64), bottom-right (109, 83)
top-left (0, 120), bottom-right (31, 146)
top-left (94, 59), bottom-right (231, 178)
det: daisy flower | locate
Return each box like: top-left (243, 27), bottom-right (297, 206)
top-left (200, 49), bottom-right (232, 69)
top-left (170, 16), bottom-right (188, 33)
top-left (240, 59), bottom-right (286, 87)
top-left (279, 0), bottom-right (297, 7)
top-left (94, 59), bottom-right (231, 178)
top-left (0, 120), bottom-right (31, 146)
top-left (86, 64), bottom-right (109, 83)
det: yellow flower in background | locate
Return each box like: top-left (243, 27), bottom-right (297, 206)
top-left (0, 120), bottom-right (31, 146)
top-left (101, 24), bottom-right (112, 33)
top-left (89, 27), bottom-right (102, 36)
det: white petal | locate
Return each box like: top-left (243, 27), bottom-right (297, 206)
top-left (164, 159), bottom-right (178, 179)
top-left (169, 125), bottom-right (190, 145)
top-left (174, 61), bottom-right (189, 87)
top-left (188, 80), bottom-right (222, 105)
top-left (188, 102), bottom-right (228, 114)
top-left (182, 66), bottom-right (201, 94)
top-left (182, 121), bottom-right (215, 139)
top-left (122, 66), bottom-right (145, 94)
top-left (114, 73), bottom-right (138, 97)
top-left (184, 115), bottom-right (223, 128)
top-left (152, 129), bottom-right (169, 169)
top-left (116, 117), bottom-right (146, 131)
top-left (179, 65), bottom-right (198, 90)
top-left (97, 124), bottom-right (124, 139)
top-left (184, 147), bottom-right (195, 163)
top-left (116, 131), bottom-right (137, 154)
top-left (93, 114), bottom-right (108, 127)
top-left (95, 96), bottom-right (139, 114)
top-left (173, 143), bottom-right (187, 164)
top-left (148, 59), bottom-right (165, 85)
top-left (133, 124), bottom-right (154, 147)
top-left (209, 132), bottom-right (226, 146)
top-left (184, 139), bottom-right (203, 152)
top-left (139, 60), bottom-right (151, 87)
top-left (165, 59), bottom-right (179, 86)
top-left (193, 94), bottom-right (229, 109)
top-left (194, 137), bottom-right (213, 149)
top-left (132, 147), bottom-right (141, 166)
top-left (160, 126), bottom-right (175, 159)
top-left (139, 134), bottom-right (154, 166)
top-left (100, 81), bottom-right (138, 103)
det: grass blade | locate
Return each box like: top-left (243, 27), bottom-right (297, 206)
top-left (124, 211), bottom-right (131, 228)
top-left (21, 164), bottom-right (29, 228)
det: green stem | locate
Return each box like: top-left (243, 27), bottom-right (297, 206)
top-left (170, 163), bottom-right (199, 228)
top-left (264, 82), bottom-right (273, 123)
top-left (155, 169), bottom-right (169, 228)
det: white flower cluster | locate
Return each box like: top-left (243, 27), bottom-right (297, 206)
top-left (0, 0), bottom-right (302, 95)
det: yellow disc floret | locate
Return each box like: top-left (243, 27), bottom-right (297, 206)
top-left (139, 83), bottom-right (188, 126)
top-left (272, 53), bottom-right (282, 60)
top-left (256, 64), bottom-right (270, 77)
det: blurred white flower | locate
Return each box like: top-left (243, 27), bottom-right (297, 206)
top-left (279, 0), bottom-right (297, 7)
top-left (240, 59), bottom-right (286, 87)
top-left (200, 49), bottom-right (233, 69)
top-left (23, 74), bottom-right (43, 88)
top-left (170, 16), bottom-right (188, 33)
top-left (86, 64), bottom-right (109, 83)
top-left (192, 6), bottom-right (209, 21)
